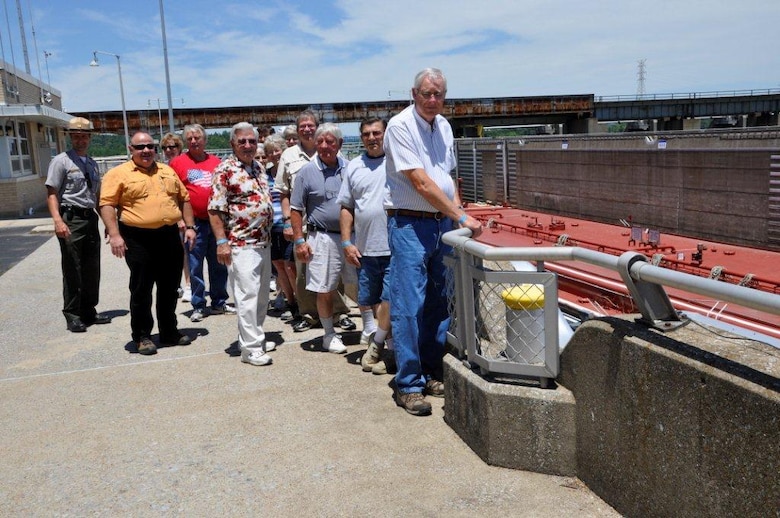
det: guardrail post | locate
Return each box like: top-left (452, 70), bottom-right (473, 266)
top-left (617, 251), bottom-right (688, 331)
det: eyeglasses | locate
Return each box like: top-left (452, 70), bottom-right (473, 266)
top-left (131, 143), bottom-right (157, 151)
top-left (416, 89), bottom-right (445, 100)
top-left (361, 130), bottom-right (383, 137)
top-left (236, 138), bottom-right (257, 145)
top-left (162, 145), bottom-right (179, 150)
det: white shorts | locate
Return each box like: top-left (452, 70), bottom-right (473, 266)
top-left (305, 231), bottom-right (356, 293)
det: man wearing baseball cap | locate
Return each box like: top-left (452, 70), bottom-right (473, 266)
top-left (45, 117), bottom-right (112, 332)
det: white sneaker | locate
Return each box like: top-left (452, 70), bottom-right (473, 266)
top-left (264, 341), bottom-right (277, 353)
top-left (322, 333), bottom-right (347, 354)
top-left (269, 277), bottom-right (277, 292)
top-left (241, 349), bottom-right (272, 366)
top-left (190, 308), bottom-right (207, 322)
top-left (182, 285), bottom-right (192, 302)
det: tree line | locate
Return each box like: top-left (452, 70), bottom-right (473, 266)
top-left (83, 131), bottom-right (233, 157)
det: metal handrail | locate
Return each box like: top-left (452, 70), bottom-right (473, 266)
top-left (443, 228), bottom-right (780, 317)
top-left (596, 88), bottom-right (780, 103)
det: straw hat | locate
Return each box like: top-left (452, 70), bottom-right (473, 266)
top-left (67, 117), bottom-right (94, 132)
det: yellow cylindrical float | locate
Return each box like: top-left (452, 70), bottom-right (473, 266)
top-left (501, 284), bottom-right (545, 363)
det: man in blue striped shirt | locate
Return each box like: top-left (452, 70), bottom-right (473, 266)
top-left (384, 68), bottom-right (483, 416)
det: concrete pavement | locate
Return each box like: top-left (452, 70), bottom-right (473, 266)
top-left (0, 226), bottom-right (618, 516)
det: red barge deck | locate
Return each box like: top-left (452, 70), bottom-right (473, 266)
top-left (465, 205), bottom-right (780, 342)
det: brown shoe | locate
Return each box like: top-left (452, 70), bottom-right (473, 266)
top-left (160, 332), bottom-right (192, 346)
top-left (395, 391), bottom-right (432, 416)
top-left (137, 337), bottom-right (157, 355)
top-left (371, 348), bottom-right (397, 375)
top-left (424, 379), bottom-right (445, 398)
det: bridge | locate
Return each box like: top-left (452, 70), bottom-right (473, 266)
top-left (72, 89), bottom-right (780, 137)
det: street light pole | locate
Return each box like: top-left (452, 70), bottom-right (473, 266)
top-left (159, 0), bottom-right (175, 133)
top-left (43, 50), bottom-right (51, 85)
top-left (90, 50), bottom-right (130, 157)
top-left (148, 98), bottom-right (163, 140)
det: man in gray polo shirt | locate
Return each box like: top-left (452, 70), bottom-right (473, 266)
top-left (45, 117), bottom-right (111, 333)
top-left (290, 123), bottom-right (355, 354)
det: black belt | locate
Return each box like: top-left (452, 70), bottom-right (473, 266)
top-left (386, 209), bottom-right (444, 220)
top-left (306, 223), bottom-right (340, 234)
top-left (60, 205), bottom-right (96, 218)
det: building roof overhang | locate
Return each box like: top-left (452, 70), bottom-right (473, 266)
top-left (0, 104), bottom-right (73, 127)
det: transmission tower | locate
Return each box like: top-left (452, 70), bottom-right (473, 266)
top-left (637, 59), bottom-right (646, 96)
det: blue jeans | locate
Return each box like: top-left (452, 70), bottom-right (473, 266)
top-left (188, 218), bottom-right (229, 310)
top-left (388, 215), bottom-right (453, 394)
top-left (357, 255), bottom-right (391, 306)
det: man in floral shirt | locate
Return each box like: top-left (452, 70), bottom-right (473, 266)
top-left (208, 122), bottom-right (275, 367)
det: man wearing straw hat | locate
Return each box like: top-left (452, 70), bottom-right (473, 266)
top-left (45, 116), bottom-right (112, 333)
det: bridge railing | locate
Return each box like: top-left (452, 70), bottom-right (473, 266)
top-left (597, 88), bottom-right (780, 102)
top-left (442, 227), bottom-right (780, 385)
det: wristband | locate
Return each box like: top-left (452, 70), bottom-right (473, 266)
top-left (216, 238), bottom-right (229, 245)
top-left (185, 225), bottom-right (196, 231)
top-left (458, 213), bottom-right (468, 225)
top-left (341, 240), bottom-right (352, 248)
top-left (294, 238), bottom-right (305, 246)
top-left (283, 223), bottom-right (292, 229)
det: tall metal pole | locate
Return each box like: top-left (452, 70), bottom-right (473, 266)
top-left (159, 0), bottom-right (175, 133)
top-left (90, 51), bottom-right (130, 157)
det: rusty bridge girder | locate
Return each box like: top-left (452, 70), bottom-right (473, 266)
top-left (72, 94), bottom-right (596, 136)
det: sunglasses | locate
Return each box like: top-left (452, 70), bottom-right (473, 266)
top-left (131, 143), bottom-right (157, 151)
top-left (162, 145), bottom-right (179, 150)
top-left (236, 138), bottom-right (257, 145)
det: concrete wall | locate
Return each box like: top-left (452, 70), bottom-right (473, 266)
top-left (0, 175), bottom-right (47, 217)
top-left (514, 149), bottom-right (771, 248)
top-left (456, 133), bottom-right (780, 250)
top-left (557, 317), bottom-right (779, 518)
top-left (445, 316), bottom-right (779, 517)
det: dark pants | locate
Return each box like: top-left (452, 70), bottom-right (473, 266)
top-left (57, 211), bottom-right (101, 323)
top-left (120, 223), bottom-right (183, 342)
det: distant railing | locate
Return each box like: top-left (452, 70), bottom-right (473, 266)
top-left (597, 88), bottom-right (780, 103)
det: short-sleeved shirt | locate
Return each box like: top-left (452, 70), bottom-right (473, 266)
top-left (169, 152), bottom-right (222, 220)
top-left (290, 155), bottom-right (347, 232)
top-left (384, 104), bottom-right (456, 211)
top-left (274, 144), bottom-right (315, 197)
top-left (208, 154), bottom-right (274, 247)
top-left (336, 153), bottom-right (390, 256)
top-left (45, 151), bottom-right (100, 209)
top-left (99, 160), bottom-right (189, 229)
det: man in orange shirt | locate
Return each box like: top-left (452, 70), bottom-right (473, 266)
top-left (99, 131), bottom-right (197, 356)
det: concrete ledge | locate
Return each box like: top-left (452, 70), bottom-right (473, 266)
top-left (443, 354), bottom-right (577, 476)
top-left (559, 317), bottom-right (780, 517)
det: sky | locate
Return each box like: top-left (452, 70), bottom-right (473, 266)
top-left (6, 0), bottom-right (780, 115)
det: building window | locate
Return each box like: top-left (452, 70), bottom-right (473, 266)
top-left (7, 120), bottom-right (31, 176)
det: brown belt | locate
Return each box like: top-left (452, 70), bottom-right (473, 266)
top-left (386, 209), bottom-right (444, 220)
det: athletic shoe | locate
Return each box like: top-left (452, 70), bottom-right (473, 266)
top-left (211, 303), bottom-right (236, 315)
top-left (181, 285), bottom-right (192, 302)
top-left (241, 349), bottom-right (272, 366)
top-left (190, 308), bottom-right (207, 322)
top-left (361, 334), bottom-right (383, 372)
top-left (337, 314), bottom-right (357, 331)
top-left (322, 333), bottom-right (347, 354)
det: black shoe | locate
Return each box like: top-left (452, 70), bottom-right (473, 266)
top-left (337, 315), bottom-right (357, 331)
top-left (292, 319), bottom-right (313, 332)
top-left (83, 313), bottom-right (112, 326)
top-left (67, 319), bottom-right (87, 333)
top-left (160, 332), bottom-right (193, 346)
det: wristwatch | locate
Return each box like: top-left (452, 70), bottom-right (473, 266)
top-left (185, 225), bottom-right (196, 231)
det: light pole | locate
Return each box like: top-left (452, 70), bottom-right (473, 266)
top-left (148, 98), bottom-right (163, 140)
top-left (43, 50), bottom-right (51, 85)
top-left (90, 50), bottom-right (130, 157)
top-left (159, 0), bottom-right (175, 133)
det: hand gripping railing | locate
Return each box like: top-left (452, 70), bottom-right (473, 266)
top-left (442, 228), bottom-right (780, 385)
